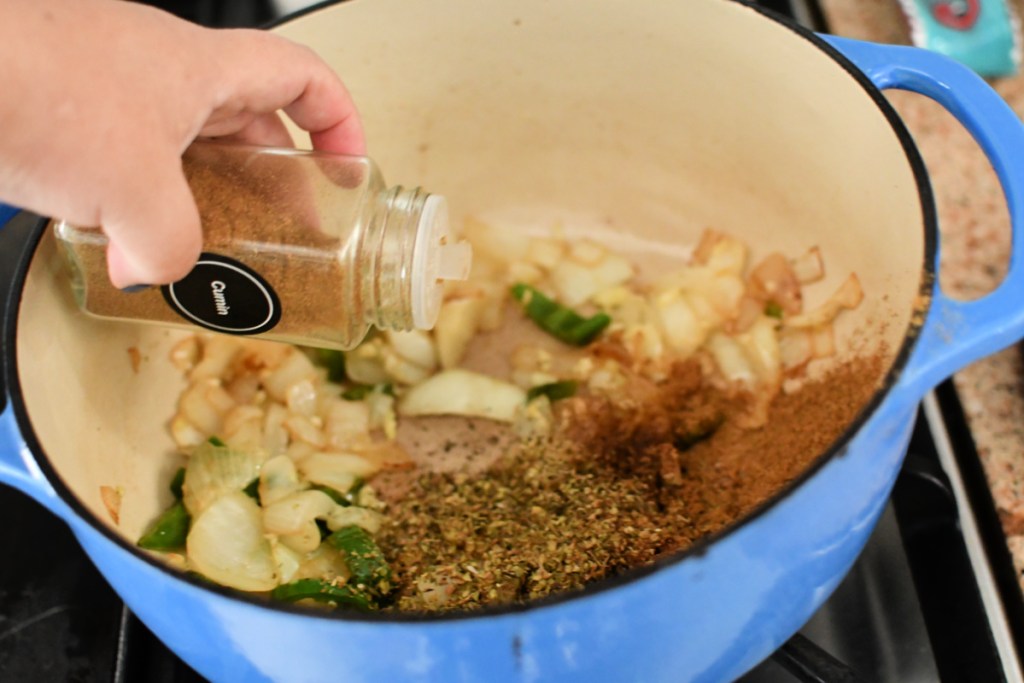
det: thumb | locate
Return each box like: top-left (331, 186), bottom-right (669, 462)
top-left (100, 151), bottom-right (203, 288)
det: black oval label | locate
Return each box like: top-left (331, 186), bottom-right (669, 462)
top-left (161, 253), bottom-right (281, 335)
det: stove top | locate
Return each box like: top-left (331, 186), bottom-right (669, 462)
top-left (742, 384), bottom-right (1023, 682)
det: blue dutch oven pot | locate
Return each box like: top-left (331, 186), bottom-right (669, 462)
top-left (3, 1), bottom-right (1024, 681)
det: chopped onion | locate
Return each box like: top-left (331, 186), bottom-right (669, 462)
top-left (382, 352), bottom-right (433, 386)
top-left (225, 372), bottom-right (261, 405)
top-left (706, 333), bottom-right (756, 385)
top-left (510, 345), bottom-right (559, 388)
top-left (386, 330), bottom-right (438, 372)
top-left (684, 291), bottom-right (722, 327)
top-left (262, 404), bottom-right (290, 458)
top-left (187, 491), bottom-right (277, 592)
top-left (474, 282), bottom-right (507, 332)
top-left (325, 505), bottom-right (384, 534)
top-left (692, 230), bottom-right (747, 276)
top-left (749, 253), bottom-right (802, 315)
top-left (351, 441), bottom-right (414, 471)
top-left (590, 254), bottom-right (634, 290)
top-left (655, 293), bottom-right (707, 356)
top-left (779, 328), bottom-right (813, 372)
top-left (513, 394), bottom-right (554, 438)
top-left (286, 440), bottom-right (317, 462)
top-left (259, 455), bottom-right (304, 506)
top-left (434, 295), bottom-right (486, 369)
top-left (728, 296), bottom-right (763, 334)
top-left (189, 336), bottom-right (242, 382)
top-left (323, 399), bottom-right (372, 449)
top-left (344, 340), bottom-right (390, 386)
top-left (284, 414), bottom-right (326, 449)
top-left (270, 538), bottom-right (303, 584)
top-left (222, 405), bottom-right (264, 451)
top-left (171, 415), bottom-right (205, 449)
top-left (512, 369), bottom-right (560, 390)
top-left (278, 520), bottom-right (322, 554)
top-left (550, 260), bottom-right (604, 307)
top-left (299, 451), bottom-right (378, 489)
top-left (178, 383), bottom-right (225, 436)
top-left (262, 349), bottom-right (318, 403)
top-left (568, 239), bottom-right (607, 266)
top-left (285, 378), bottom-right (319, 417)
top-left (170, 336), bottom-right (200, 372)
top-left (791, 246), bottom-right (825, 284)
top-left (292, 544), bottom-right (351, 582)
top-left (462, 216), bottom-right (530, 263)
top-left (398, 369), bottom-right (527, 422)
top-left (785, 274), bottom-right (864, 328)
top-left (593, 287), bottom-right (648, 325)
top-left (262, 489), bottom-right (337, 535)
top-left (365, 389), bottom-right (398, 440)
top-left (526, 237), bottom-right (567, 270)
top-left (694, 274), bottom-right (746, 320)
top-left (737, 316), bottom-right (782, 386)
top-left (584, 360), bottom-right (627, 394)
top-left (356, 485), bottom-right (386, 511)
top-left (621, 323), bottom-right (666, 361)
top-left (182, 441), bottom-right (260, 516)
top-left (237, 338), bottom-right (291, 372)
top-left (506, 260), bottom-right (545, 286)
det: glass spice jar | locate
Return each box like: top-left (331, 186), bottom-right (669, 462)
top-left (54, 140), bottom-right (472, 350)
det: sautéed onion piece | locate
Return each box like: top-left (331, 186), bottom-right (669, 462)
top-left (139, 225), bottom-right (862, 611)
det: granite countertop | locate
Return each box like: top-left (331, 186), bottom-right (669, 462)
top-left (819, 0), bottom-right (1024, 591)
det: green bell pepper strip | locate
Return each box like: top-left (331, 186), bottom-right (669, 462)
top-left (311, 484), bottom-right (352, 507)
top-left (510, 284), bottom-right (611, 346)
top-left (242, 478), bottom-right (260, 503)
top-left (764, 301), bottom-right (784, 319)
top-left (168, 467), bottom-right (186, 500)
top-left (270, 578), bottom-right (373, 609)
top-left (137, 501), bottom-right (190, 551)
top-left (341, 383), bottom-right (394, 401)
top-left (326, 525), bottom-right (392, 594)
top-left (312, 349), bottom-right (347, 384)
top-left (526, 380), bottom-right (578, 403)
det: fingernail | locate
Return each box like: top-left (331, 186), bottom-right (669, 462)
top-left (120, 284), bottom-right (151, 293)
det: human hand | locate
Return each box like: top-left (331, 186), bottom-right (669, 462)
top-left (0, 0), bottom-right (365, 287)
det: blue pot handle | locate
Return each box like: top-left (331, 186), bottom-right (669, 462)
top-left (826, 35), bottom-right (1024, 400)
top-left (0, 205), bottom-right (60, 512)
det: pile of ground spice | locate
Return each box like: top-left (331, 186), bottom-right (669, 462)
top-left (374, 355), bottom-right (881, 613)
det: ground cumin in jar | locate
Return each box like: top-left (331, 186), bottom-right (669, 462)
top-left (53, 140), bottom-right (471, 349)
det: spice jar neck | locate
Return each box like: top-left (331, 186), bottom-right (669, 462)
top-left (361, 185), bottom-right (430, 331)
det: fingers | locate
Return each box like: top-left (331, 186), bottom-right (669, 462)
top-left (200, 111), bottom-right (295, 148)
top-left (100, 151), bottom-right (202, 288)
top-left (206, 29), bottom-right (366, 155)
top-left (282, 65), bottom-right (366, 156)
top-left (98, 29), bottom-right (362, 288)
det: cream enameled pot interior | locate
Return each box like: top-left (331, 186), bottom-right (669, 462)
top-left (17, 0), bottom-right (925, 557)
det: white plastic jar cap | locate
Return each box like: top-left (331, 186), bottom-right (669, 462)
top-left (411, 195), bottom-right (472, 329)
